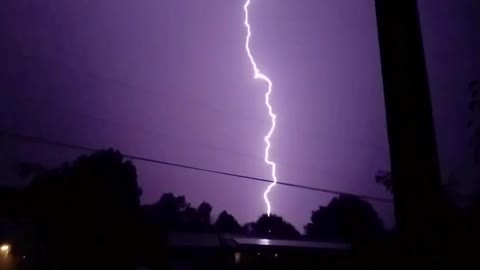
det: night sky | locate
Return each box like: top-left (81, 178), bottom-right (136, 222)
top-left (1, 0), bottom-right (478, 230)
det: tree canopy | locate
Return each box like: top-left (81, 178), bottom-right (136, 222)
top-left (305, 195), bottom-right (385, 243)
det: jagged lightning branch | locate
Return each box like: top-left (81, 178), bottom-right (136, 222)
top-left (243, 0), bottom-right (277, 216)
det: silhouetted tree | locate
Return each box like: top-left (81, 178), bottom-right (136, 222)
top-left (242, 222), bottom-right (255, 235)
top-left (248, 214), bottom-right (300, 239)
top-left (29, 149), bottom-right (141, 269)
top-left (0, 187), bottom-right (26, 218)
top-left (142, 194), bottom-right (215, 232)
top-left (15, 161), bottom-right (45, 180)
top-left (139, 195), bottom-right (215, 267)
top-left (139, 193), bottom-right (188, 269)
top-left (198, 201), bottom-right (213, 230)
top-left (305, 195), bottom-right (385, 243)
top-left (215, 210), bottom-right (242, 234)
top-left (142, 193), bottom-right (187, 231)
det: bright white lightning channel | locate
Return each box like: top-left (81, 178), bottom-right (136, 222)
top-left (243, 0), bottom-right (277, 216)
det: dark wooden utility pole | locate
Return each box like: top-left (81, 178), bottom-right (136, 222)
top-left (375, 0), bottom-right (442, 254)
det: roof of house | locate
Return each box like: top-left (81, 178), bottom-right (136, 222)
top-left (167, 232), bottom-right (350, 251)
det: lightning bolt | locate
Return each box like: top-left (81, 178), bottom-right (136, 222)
top-left (243, 0), bottom-right (277, 216)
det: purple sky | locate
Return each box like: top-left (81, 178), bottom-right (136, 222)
top-left (1, 0), bottom-right (478, 230)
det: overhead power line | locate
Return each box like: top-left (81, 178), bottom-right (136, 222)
top-left (0, 130), bottom-right (393, 203)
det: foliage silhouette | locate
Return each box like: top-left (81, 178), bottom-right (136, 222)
top-left (247, 214), bottom-right (301, 239)
top-left (305, 195), bottom-right (385, 243)
top-left (28, 149), bottom-right (141, 269)
top-left (215, 210), bottom-right (242, 234)
top-left (141, 193), bottom-right (214, 232)
top-left (0, 148), bottom-right (394, 268)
